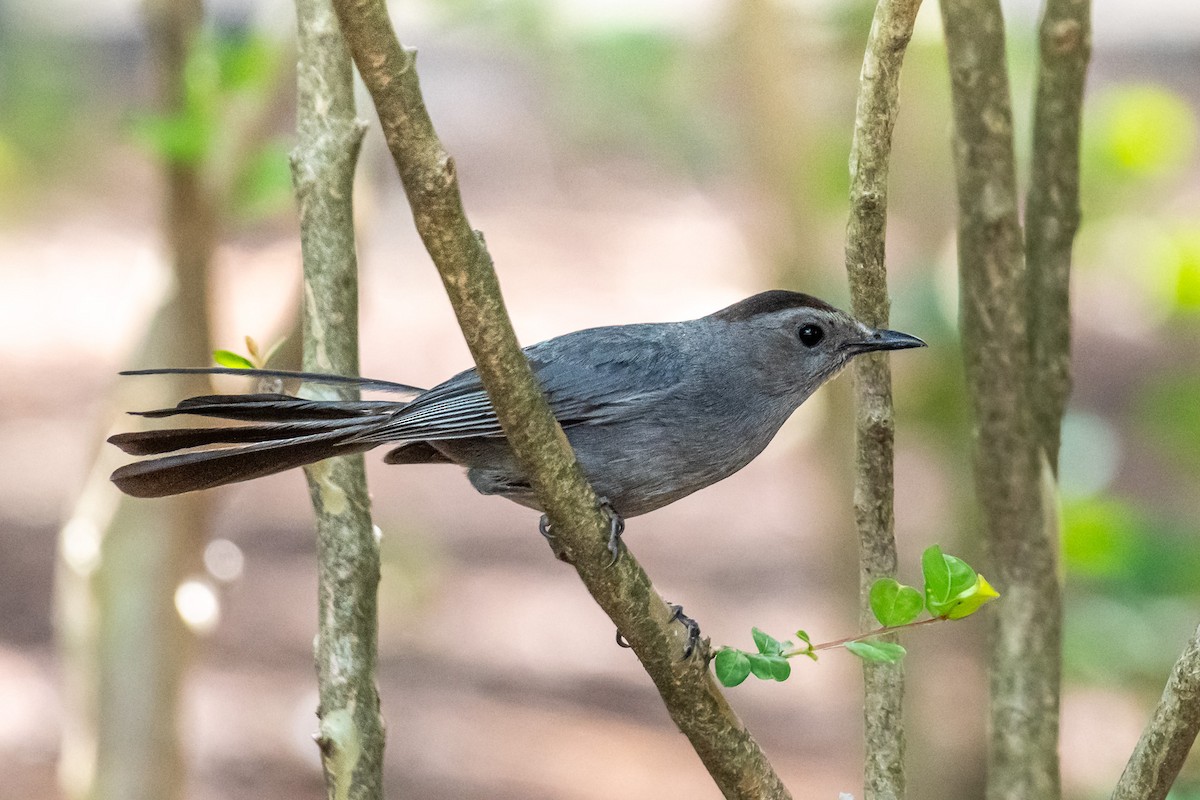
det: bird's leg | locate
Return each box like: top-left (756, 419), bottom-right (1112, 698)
top-left (596, 496), bottom-right (625, 567)
top-left (537, 514), bottom-right (572, 563)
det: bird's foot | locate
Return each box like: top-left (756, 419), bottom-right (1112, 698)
top-left (537, 497), bottom-right (624, 565)
top-left (668, 604), bottom-right (702, 660)
top-left (596, 496), bottom-right (625, 567)
top-left (538, 514), bottom-right (572, 563)
top-left (614, 603), bottom-right (702, 661)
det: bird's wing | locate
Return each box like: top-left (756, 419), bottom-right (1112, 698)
top-left (352, 324), bottom-right (684, 444)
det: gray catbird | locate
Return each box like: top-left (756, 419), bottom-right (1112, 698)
top-left (110, 290), bottom-right (925, 517)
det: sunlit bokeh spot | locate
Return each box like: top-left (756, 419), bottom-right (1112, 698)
top-left (61, 516), bottom-right (102, 576)
top-left (203, 538), bottom-right (245, 583)
top-left (175, 578), bottom-right (220, 634)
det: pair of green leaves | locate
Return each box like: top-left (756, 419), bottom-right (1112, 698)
top-left (713, 546), bottom-right (999, 686)
top-left (869, 545), bottom-right (999, 627)
top-left (713, 628), bottom-right (803, 688)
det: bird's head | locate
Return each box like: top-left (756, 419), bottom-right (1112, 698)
top-left (709, 290), bottom-right (926, 400)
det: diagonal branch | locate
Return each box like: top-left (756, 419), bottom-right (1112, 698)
top-left (289, 0), bottom-right (384, 797)
top-left (327, 0), bottom-right (790, 796)
top-left (844, 2), bottom-right (924, 798)
top-left (1111, 624), bottom-right (1200, 800)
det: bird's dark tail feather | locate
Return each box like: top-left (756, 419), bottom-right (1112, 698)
top-left (109, 390), bottom-right (403, 499)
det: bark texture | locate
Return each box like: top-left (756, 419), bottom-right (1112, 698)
top-left (290, 0), bottom-right (384, 797)
top-left (844, 3), bottom-right (924, 799)
top-left (1025, 0), bottom-right (1090, 469)
top-left (328, 1), bottom-right (789, 796)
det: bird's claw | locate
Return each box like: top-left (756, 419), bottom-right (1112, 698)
top-left (613, 604), bottom-right (702, 661)
top-left (669, 604), bottom-right (702, 660)
top-left (538, 514), bottom-right (572, 563)
top-left (597, 497), bottom-right (625, 567)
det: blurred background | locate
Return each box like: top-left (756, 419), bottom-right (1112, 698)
top-left (2, 0), bottom-right (1199, 797)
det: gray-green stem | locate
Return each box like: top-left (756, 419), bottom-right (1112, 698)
top-left (844, 1), bottom-right (923, 798)
top-left (290, 0), bottom-right (384, 797)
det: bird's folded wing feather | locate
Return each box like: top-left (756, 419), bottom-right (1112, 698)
top-left (352, 325), bottom-right (684, 444)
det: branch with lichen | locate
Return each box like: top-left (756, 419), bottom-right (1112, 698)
top-left (289, 0), bottom-right (384, 797)
top-left (843, 2), bottom-right (923, 798)
top-left (327, 0), bottom-right (789, 796)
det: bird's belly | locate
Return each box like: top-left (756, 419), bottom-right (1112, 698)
top-left (431, 413), bottom-right (783, 519)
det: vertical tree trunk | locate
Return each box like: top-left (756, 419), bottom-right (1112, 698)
top-left (939, 0), bottom-right (1082, 797)
top-left (56, 2), bottom-right (215, 798)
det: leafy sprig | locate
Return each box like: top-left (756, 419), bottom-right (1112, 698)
top-left (713, 546), bottom-right (999, 687)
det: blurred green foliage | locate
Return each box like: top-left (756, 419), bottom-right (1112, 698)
top-left (129, 28), bottom-right (294, 223)
top-left (0, 33), bottom-right (89, 209)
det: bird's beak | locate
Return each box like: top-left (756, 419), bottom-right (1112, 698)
top-left (854, 328), bottom-right (927, 353)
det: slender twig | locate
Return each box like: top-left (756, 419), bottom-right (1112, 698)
top-left (290, 0), bottom-right (384, 798)
top-left (1025, 0), bottom-right (1091, 470)
top-left (843, 2), bottom-right (923, 798)
top-left (783, 617), bottom-right (946, 659)
top-left (939, 1), bottom-right (1063, 797)
top-left (1111, 624), bottom-right (1200, 800)
top-left (327, 1), bottom-right (789, 797)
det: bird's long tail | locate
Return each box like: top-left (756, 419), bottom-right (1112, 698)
top-left (109, 368), bottom-right (420, 499)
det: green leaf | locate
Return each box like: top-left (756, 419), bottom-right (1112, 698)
top-left (845, 640), bottom-right (907, 664)
top-left (751, 627), bottom-right (784, 656)
top-left (922, 545), bottom-right (978, 617)
top-left (746, 653), bottom-right (791, 682)
top-left (714, 648), bottom-right (752, 687)
top-left (795, 629), bottom-right (811, 645)
top-left (213, 349), bottom-right (256, 370)
top-left (869, 578), bottom-right (924, 627)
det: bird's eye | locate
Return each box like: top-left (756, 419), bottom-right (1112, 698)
top-left (798, 324), bottom-right (825, 347)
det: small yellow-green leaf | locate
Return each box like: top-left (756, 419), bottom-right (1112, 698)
top-left (945, 574), bottom-right (1001, 620)
top-left (213, 349), bottom-right (256, 370)
top-left (923, 545), bottom-right (977, 617)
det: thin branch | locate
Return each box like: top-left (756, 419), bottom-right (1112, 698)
top-left (327, 1), bottom-right (789, 797)
top-left (843, 2), bottom-right (923, 799)
top-left (939, 1), bottom-right (1062, 798)
top-left (290, 0), bottom-right (383, 797)
top-left (1111, 624), bottom-right (1200, 800)
top-left (1025, 0), bottom-right (1091, 470)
